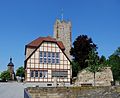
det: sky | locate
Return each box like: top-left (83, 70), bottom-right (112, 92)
top-left (0, 0), bottom-right (120, 71)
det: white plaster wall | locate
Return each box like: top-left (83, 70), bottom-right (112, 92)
top-left (26, 42), bottom-right (71, 83)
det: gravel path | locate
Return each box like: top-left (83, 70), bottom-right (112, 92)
top-left (0, 82), bottom-right (25, 98)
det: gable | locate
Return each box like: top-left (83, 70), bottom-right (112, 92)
top-left (25, 41), bottom-right (71, 68)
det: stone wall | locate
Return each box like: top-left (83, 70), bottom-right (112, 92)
top-left (75, 67), bottom-right (113, 86)
top-left (24, 86), bottom-right (120, 98)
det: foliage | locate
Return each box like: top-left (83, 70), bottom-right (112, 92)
top-left (108, 47), bottom-right (120, 81)
top-left (70, 35), bottom-right (97, 70)
top-left (86, 49), bottom-right (103, 86)
top-left (99, 55), bottom-right (107, 65)
top-left (87, 49), bottom-right (101, 73)
top-left (16, 66), bottom-right (25, 77)
top-left (71, 61), bottom-right (80, 77)
top-left (0, 70), bottom-right (11, 80)
top-left (113, 47), bottom-right (120, 56)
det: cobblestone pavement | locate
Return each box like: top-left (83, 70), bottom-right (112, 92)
top-left (0, 82), bottom-right (25, 98)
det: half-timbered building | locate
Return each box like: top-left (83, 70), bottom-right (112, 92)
top-left (24, 36), bottom-right (72, 86)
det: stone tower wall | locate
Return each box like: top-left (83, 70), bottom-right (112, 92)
top-left (8, 66), bottom-right (14, 80)
top-left (54, 19), bottom-right (72, 60)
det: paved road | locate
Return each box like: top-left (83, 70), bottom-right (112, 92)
top-left (0, 82), bottom-right (25, 98)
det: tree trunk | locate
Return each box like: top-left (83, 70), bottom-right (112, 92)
top-left (93, 72), bottom-right (95, 86)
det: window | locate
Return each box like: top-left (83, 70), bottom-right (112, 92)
top-left (56, 53), bottom-right (60, 64)
top-left (43, 52), bottom-right (47, 63)
top-left (52, 58), bottom-right (55, 64)
top-left (39, 51), bottom-right (60, 64)
top-left (52, 71), bottom-right (68, 78)
top-left (40, 58), bottom-right (43, 63)
top-left (48, 58), bottom-right (51, 63)
top-left (35, 71), bottom-right (38, 77)
top-left (52, 53), bottom-right (55, 58)
top-left (44, 52), bottom-right (47, 57)
top-left (30, 70), bottom-right (48, 78)
top-left (39, 70), bottom-right (48, 78)
top-left (30, 71), bottom-right (34, 77)
top-left (52, 52), bottom-right (55, 64)
top-left (39, 71), bottom-right (43, 78)
top-left (43, 71), bottom-right (48, 78)
top-left (56, 53), bottom-right (59, 58)
top-left (48, 52), bottom-right (51, 57)
top-left (44, 58), bottom-right (47, 63)
top-left (56, 59), bottom-right (59, 64)
top-left (40, 51), bottom-right (42, 57)
top-left (40, 51), bottom-right (43, 63)
top-left (48, 52), bottom-right (51, 63)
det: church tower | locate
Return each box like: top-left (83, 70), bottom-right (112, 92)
top-left (7, 58), bottom-right (15, 80)
top-left (54, 19), bottom-right (72, 60)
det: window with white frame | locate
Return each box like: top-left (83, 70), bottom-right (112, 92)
top-left (39, 71), bottom-right (42, 78)
top-left (30, 70), bottom-right (34, 77)
top-left (39, 70), bottom-right (48, 78)
top-left (35, 71), bottom-right (38, 77)
top-left (40, 51), bottom-right (43, 63)
top-left (56, 53), bottom-right (60, 64)
top-left (52, 70), bottom-right (68, 78)
top-left (39, 51), bottom-right (60, 64)
top-left (30, 70), bottom-right (48, 78)
top-left (44, 52), bottom-right (47, 63)
top-left (52, 52), bottom-right (55, 64)
top-left (48, 52), bottom-right (51, 63)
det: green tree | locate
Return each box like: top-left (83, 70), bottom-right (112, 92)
top-left (86, 49), bottom-right (102, 86)
top-left (99, 55), bottom-right (106, 64)
top-left (16, 66), bottom-right (25, 77)
top-left (0, 70), bottom-right (11, 81)
top-left (108, 47), bottom-right (120, 81)
top-left (113, 47), bottom-right (120, 57)
top-left (71, 61), bottom-right (79, 77)
top-left (70, 35), bottom-right (97, 74)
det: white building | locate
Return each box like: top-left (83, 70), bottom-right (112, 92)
top-left (24, 36), bottom-right (72, 86)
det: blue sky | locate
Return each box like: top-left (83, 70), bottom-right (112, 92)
top-left (0, 0), bottom-right (120, 71)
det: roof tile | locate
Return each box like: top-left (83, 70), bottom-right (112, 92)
top-left (26, 36), bottom-right (65, 50)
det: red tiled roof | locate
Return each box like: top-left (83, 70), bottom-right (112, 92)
top-left (26, 36), bottom-right (65, 50)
